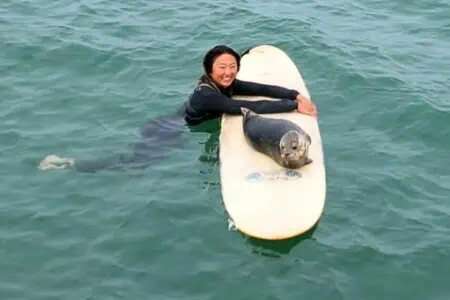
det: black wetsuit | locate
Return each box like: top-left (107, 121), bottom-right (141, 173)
top-left (184, 76), bottom-right (299, 125)
top-left (73, 77), bottom-right (300, 173)
top-left (74, 107), bottom-right (186, 173)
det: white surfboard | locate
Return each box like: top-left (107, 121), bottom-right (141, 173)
top-left (219, 45), bottom-right (326, 240)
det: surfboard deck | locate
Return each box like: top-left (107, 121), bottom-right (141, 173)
top-left (219, 45), bottom-right (326, 240)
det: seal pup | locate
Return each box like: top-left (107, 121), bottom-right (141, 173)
top-left (241, 107), bottom-right (312, 169)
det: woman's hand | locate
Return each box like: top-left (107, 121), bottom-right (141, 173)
top-left (296, 94), bottom-right (318, 119)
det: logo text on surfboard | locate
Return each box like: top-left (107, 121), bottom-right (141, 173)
top-left (246, 170), bottom-right (301, 181)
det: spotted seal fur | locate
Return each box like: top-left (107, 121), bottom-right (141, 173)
top-left (241, 108), bottom-right (312, 169)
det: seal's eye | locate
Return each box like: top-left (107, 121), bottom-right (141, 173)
top-left (280, 145), bottom-right (285, 150)
top-left (292, 146), bottom-right (297, 150)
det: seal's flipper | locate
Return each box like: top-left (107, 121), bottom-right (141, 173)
top-left (240, 107), bottom-right (249, 115)
top-left (241, 107), bottom-right (258, 128)
top-left (240, 107), bottom-right (257, 117)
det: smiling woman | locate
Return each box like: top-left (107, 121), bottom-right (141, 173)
top-left (183, 45), bottom-right (317, 125)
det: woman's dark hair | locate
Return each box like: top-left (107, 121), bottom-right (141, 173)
top-left (203, 45), bottom-right (241, 75)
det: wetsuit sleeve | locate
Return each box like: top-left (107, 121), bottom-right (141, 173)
top-left (234, 79), bottom-right (300, 100)
top-left (190, 86), bottom-right (297, 115)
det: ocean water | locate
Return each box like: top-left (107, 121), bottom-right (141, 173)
top-left (1, 0), bottom-right (450, 299)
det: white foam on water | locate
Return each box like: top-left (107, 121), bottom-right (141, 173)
top-left (38, 155), bottom-right (75, 171)
top-left (228, 218), bottom-right (237, 231)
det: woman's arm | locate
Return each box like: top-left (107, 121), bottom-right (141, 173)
top-left (233, 79), bottom-right (300, 100)
top-left (233, 80), bottom-right (317, 118)
top-left (189, 86), bottom-right (297, 115)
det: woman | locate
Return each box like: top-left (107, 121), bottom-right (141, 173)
top-left (39, 45), bottom-right (317, 172)
top-left (184, 45), bottom-right (317, 126)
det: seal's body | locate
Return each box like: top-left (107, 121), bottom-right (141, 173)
top-left (241, 108), bottom-right (312, 169)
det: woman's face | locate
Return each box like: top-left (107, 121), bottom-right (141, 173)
top-left (210, 53), bottom-right (238, 88)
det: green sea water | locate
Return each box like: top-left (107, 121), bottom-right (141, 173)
top-left (1, 0), bottom-right (450, 299)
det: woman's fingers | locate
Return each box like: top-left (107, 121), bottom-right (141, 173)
top-left (297, 101), bottom-right (318, 119)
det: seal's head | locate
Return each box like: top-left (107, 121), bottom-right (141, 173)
top-left (279, 131), bottom-right (311, 168)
